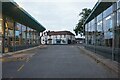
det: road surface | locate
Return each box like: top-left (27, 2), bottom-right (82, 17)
top-left (2, 45), bottom-right (117, 78)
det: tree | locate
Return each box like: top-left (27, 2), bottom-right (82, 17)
top-left (74, 8), bottom-right (92, 36)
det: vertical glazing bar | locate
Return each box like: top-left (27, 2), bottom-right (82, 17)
top-left (26, 26), bottom-right (27, 48)
top-left (112, 2), bottom-right (117, 61)
top-left (102, 13), bottom-right (104, 46)
top-left (112, 13), bottom-right (114, 61)
top-left (13, 22), bottom-right (15, 52)
top-left (0, 0), bottom-right (1, 73)
top-left (94, 16), bottom-right (97, 53)
top-left (0, 1), bottom-right (2, 54)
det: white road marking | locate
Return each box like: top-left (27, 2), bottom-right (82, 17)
top-left (17, 64), bottom-right (24, 71)
top-left (26, 58), bottom-right (30, 62)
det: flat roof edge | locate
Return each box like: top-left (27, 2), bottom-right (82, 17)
top-left (2, 0), bottom-right (46, 32)
top-left (84, 0), bottom-right (115, 25)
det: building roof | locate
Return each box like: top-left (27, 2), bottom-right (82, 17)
top-left (47, 31), bottom-right (75, 36)
top-left (84, 0), bottom-right (115, 24)
top-left (2, 1), bottom-right (46, 32)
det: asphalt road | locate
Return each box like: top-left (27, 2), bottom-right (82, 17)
top-left (2, 45), bottom-right (118, 78)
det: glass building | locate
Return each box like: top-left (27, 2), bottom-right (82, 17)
top-left (84, 0), bottom-right (120, 62)
top-left (0, 1), bottom-right (46, 53)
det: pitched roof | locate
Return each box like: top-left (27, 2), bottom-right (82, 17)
top-left (47, 31), bottom-right (75, 36)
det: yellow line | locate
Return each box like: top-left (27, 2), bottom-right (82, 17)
top-left (17, 64), bottom-right (24, 71)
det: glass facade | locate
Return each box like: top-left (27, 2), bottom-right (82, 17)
top-left (22, 25), bottom-right (27, 45)
top-left (96, 20), bottom-right (104, 46)
top-left (1, 16), bottom-right (40, 53)
top-left (1, 2), bottom-right (45, 53)
top-left (15, 23), bottom-right (22, 46)
top-left (27, 27), bottom-right (31, 45)
top-left (34, 30), bottom-right (37, 44)
top-left (103, 14), bottom-right (113, 47)
top-left (85, 3), bottom-right (120, 47)
top-left (4, 18), bottom-right (14, 52)
top-left (91, 19), bottom-right (96, 45)
top-left (116, 2), bottom-right (120, 48)
top-left (0, 18), bottom-right (2, 53)
top-left (87, 22), bottom-right (91, 45)
top-left (85, 24), bottom-right (88, 44)
top-left (117, 9), bottom-right (120, 27)
top-left (0, 2), bottom-right (2, 53)
top-left (117, 0), bottom-right (120, 9)
top-left (31, 29), bottom-right (33, 44)
top-left (85, 2), bottom-right (120, 61)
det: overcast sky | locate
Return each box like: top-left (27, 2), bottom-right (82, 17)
top-left (14, 0), bottom-right (97, 37)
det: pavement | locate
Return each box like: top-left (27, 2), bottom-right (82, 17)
top-left (0, 45), bottom-right (47, 62)
top-left (2, 45), bottom-right (119, 78)
top-left (78, 46), bottom-right (120, 75)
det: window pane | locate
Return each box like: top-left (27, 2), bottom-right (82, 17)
top-left (33, 30), bottom-right (35, 44)
top-left (27, 27), bottom-right (31, 45)
top-left (5, 18), bottom-right (14, 52)
top-left (88, 22), bottom-right (92, 45)
top-left (96, 21), bottom-right (104, 46)
top-left (15, 23), bottom-right (22, 46)
top-left (97, 13), bottom-right (102, 22)
top-left (117, 0), bottom-right (120, 9)
top-left (97, 21), bottom-right (102, 32)
top-left (117, 9), bottom-right (120, 27)
top-left (85, 24), bottom-right (88, 44)
top-left (113, 3), bottom-right (117, 11)
top-left (103, 15), bottom-right (112, 32)
top-left (114, 29), bottom-right (120, 48)
top-left (103, 15), bottom-right (113, 47)
top-left (103, 6), bottom-right (113, 18)
top-left (91, 20), bottom-right (96, 45)
top-left (85, 24), bottom-right (88, 32)
top-left (34, 30), bottom-right (37, 44)
top-left (104, 32), bottom-right (113, 39)
top-left (36, 32), bottom-right (39, 44)
top-left (31, 29), bottom-right (34, 44)
top-left (22, 25), bottom-right (26, 45)
top-left (0, 18), bottom-right (2, 53)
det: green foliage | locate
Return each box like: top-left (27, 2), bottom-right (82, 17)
top-left (74, 8), bottom-right (92, 36)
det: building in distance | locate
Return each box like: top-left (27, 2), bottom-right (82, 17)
top-left (41, 31), bottom-right (75, 45)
